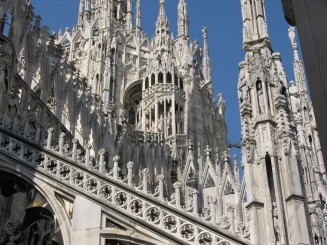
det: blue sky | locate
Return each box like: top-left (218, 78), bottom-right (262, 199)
top-left (31, 0), bottom-right (297, 158)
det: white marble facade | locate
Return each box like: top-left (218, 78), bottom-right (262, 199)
top-left (0, 0), bottom-right (326, 244)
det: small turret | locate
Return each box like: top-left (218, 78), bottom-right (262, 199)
top-left (136, 0), bottom-right (142, 32)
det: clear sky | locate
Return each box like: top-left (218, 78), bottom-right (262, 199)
top-left (31, 0), bottom-right (298, 158)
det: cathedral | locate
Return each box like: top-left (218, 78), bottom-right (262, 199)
top-left (0, 0), bottom-right (326, 244)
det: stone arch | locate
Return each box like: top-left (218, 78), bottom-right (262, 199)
top-left (123, 83), bottom-right (142, 130)
top-left (0, 164), bottom-right (71, 245)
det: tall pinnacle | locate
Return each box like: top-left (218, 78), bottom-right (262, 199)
top-left (159, 0), bottom-right (166, 17)
top-left (177, 0), bottom-right (189, 38)
top-left (154, 0), bottom-right (170, 50)
top-left (240, 0), bottom-right (269, 46)
top-left (202, 27), bottom-right (212, 82)
top-left (126, 0), bottom-right (133, 31)
top-left (289, 26), bottom-right (307, 93)
top-left (156, 0), bottom-right (169, 31)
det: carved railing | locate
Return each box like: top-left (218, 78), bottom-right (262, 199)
top-left (0, 126), bottom-right (251, 245)
top-left (126, 130), bottom-right (164, 144)
top-left (143, 84), bottom-right (185, 100)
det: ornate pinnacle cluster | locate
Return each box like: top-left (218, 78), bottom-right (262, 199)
top-left (288, 26), bottom-right (307, 93)
top-left (157, 0), bottom-right (168, 27)
top-left (154, 0), bottom-right (170, 49)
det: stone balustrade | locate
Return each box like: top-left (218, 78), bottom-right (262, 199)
top-left (0, 124), bottom-right (251, 245)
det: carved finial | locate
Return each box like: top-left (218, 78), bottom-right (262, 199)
top-left (157, 174), bottom-right (165, 182)
top-left (113, 155), bottom-right (120, 162)
top-left (127, 161), bottom-right (134, 169)
top-left (173, 181), bottom-right (181, 189)
top-left (223, 151), bottom-right (229, 163)
top-left (98, 149), bottom-right (106, 155)
top-left (187, 139), bottom-right (193, 151)
top-left (202, 26), bottom-right (208, 40)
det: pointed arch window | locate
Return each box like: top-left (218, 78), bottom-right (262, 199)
top-left (145, 77), bottom-right (149, 89)
top-left (174, 74), bottom-right (178, 86)
top-left (158, 72), bottom-right (163, 84)
top-left (167, 72), bottom-right (172, 84)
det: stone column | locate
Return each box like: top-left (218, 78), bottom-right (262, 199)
top-left (173, 181), bottom-right (181, 209)
top-left (155, 100), bottom-right (158, 133)
top-left (172, 96), bottom-right (176, 135)
top-left (155, 73), bottom-right (158, 84)
top-left (251, 87), bottom-right (258, 117)
top-left (142, 168), bottom-right (149, 193)
top-left (164, 100), bottom-right (167, 137)
top-left (113, 155), bottom-right (119, 180)
top-left (85, 143), bottom-right (92, 167)
top-left (98, 149), bottom-right (106, 173)
top-left (59, 132), bottom-right (66, 155)
top-left (72, 138), bottom-right (79, 161)
top-left (267, 85), bottom-right (274, 115)
top-left (127, 161), bottom-right (134, 186)
top-left (192, 190), bottom-right (199, 216)
top-left (47, 128), bottom-right (54, 149)
top-left (157, 174), bottom-right (165, 201)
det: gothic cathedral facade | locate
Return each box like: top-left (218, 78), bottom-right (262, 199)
top-left (0, 0), bottom-right (326, 244)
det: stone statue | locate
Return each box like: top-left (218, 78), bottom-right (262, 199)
top-left (289, 81), bottom-right (300, 114)
top-left (256, 80), bottom-right (265, 114)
